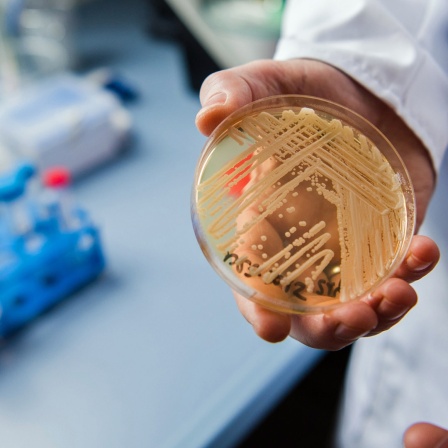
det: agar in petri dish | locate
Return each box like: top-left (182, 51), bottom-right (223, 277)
top-left (191, 95), bottom-right (415, 314)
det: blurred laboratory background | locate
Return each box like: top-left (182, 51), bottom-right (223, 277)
top-left (0, 1), bottom-right (350, 447)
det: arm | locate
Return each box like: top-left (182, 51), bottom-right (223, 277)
top-left (276, 0), bottom-right (448, 172)
top-left (195, 2), bottom-right (444, 350)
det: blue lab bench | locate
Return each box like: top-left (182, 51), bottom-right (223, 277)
top-left (0, 1), bottom-right (325, 447)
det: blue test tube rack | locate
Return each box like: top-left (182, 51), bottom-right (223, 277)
top-left (0, 163), bottom-right (106, 337)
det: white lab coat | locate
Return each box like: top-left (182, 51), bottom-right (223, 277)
top-left (274, 1), bottom-right (448, 446)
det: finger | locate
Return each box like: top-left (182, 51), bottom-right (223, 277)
top-left (289, 301), bottom-right (378, 351)
top-left (362, 277), bottom-right (417, 336)
top-left (394, 235), bottom-right (440, 283)
top-left (234, 291), bottom-right (291, 343)
top-left (404, 422), bottom-right (448, 448)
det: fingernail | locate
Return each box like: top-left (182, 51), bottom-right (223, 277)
top-left (334, 324), bottom-right (371, 341)
top-left (406, 254), bottom-right (432, 272)
top-left (364, 291), bottom-right (383, 305)
top-left (364, 292), bottom-right (410, 320)
top-left (203, 91), bottom-right (227, 108)
top-left (378, 299), bottom-right (410, 320)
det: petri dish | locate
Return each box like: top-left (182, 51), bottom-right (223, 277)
top-left (191, 95), bottom-right (415, 314)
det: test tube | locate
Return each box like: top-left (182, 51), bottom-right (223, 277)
top-left (41, 166), bottom-right (77, 231)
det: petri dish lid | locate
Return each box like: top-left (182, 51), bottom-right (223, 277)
top-left (191, 95), bottom-right (415, 314)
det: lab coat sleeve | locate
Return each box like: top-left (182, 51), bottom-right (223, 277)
top-left (274, 0), bottom-right (448, 171)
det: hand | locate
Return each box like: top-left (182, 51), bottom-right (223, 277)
top-left (404, 423), bottom-right (448, 448)
top-left (196, 59), bottom-right (440, 349)
top-left (196, 59), bottom-right (435, 229)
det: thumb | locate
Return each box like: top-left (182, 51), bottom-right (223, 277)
top-left (195, 64), bottom-right (256, 136)
top-left (195, 59), bottom-right (308, 136)
top-left (404, 422), bottom-right (448, 448)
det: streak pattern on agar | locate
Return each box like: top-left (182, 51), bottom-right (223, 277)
top-left (197, 107), bottom-right (407, 307)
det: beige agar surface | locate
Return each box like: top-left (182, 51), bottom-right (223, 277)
top-left (194, 101), bottom-right (413, 313)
